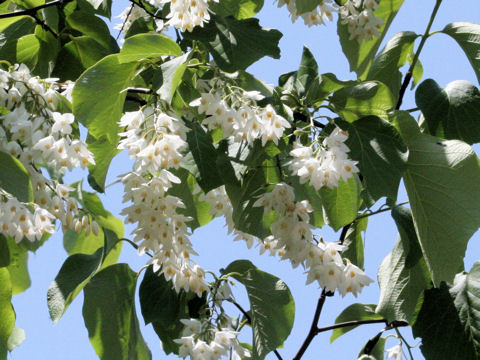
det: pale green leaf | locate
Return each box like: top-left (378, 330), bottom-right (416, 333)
top-left (403, 135), bottom-right (480, 285)
top-left (118, 33), bottom-right (181, 63)
top-left (0, 268), bottom-right (14, 358)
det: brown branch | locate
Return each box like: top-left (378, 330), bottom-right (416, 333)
top-left (316, 319), bottom-right (388, 334)
top-left (293, 289), bottom-right (328, 360)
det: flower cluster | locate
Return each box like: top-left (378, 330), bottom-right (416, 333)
top-left (288, 127), bottom-right (359, 190)
top-left (191, 89), bottom-right (291, 146)
top-left (276, 0), bottom-right (383, 42)
top-left (254, 183), bottom-right (373, 296)
top-left (174, 318), bottom-right (249, 360)
top-left (115, 0), bottom-right (217, 35)
top-left (0, 64), bottom-right (96, 242)
top-left (118, 107), bottom-right (209, 296)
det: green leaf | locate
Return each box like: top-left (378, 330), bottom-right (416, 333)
top-left (320, 176), bottom-right (360, 231)
top-left (118, 33), bottom-right (181, 63)
top-left (412, 283), bottom-right (478, 360)
top-left (184, 15), bottom-right (282, 73)
top-left (343, 217), bottom-right (367, 269)
top-left (66, 10), bottom-right (119, 52)
top-left (72, 54), bottom-right (139, 142)
top-left (138, 266), bottom-right (205, 355)
top-left (388, 110), bottom-right (420, 144)
top-left (453, 263), bottom-right (480, 356)
top-left (7, 251), bottom-right (30, 295)
top-left (33, 27), bottom-right (60, 78)
top-left (330, 81), bottom-right (395, 122)
top-left (337, 0), bottom-right (405, 78)
top-left (83, 264), bottom-right (151, 360)
top-left (0, 268), bottom-right (14, 358)
top-left (330, 303), bottom-right (383, 342)
top-left (47, 247), bottom-right (104, 323)
top-left (367, 31), bottom-right (419, 100)
top-left (0, 17), bottom-right (36, 65)
top-left (84, 0), bottom-right (112, 18)
top-left (288, 176), bottom-right (325, 229)
top-left (67, 36), bottom-right (113, 70)
top-left (358, 337), bottom-right (386, 360)
top-left (376, 207), bottom-right (430, 323)
top-left (0, 236), bottom-right (9, 268)
top-left (305, 73), bottom-right (357, 106)
top-left (16, 34), bottom-right (39, 70)
top-left (209, 0), bottom-right (264, 19)
top-left (222, 260), bottom-right (295, 360)
top-left (157, 52), bottom-right (190, 103)
top-left (442, 22), bottom-right (480, 85)
top-left (184, 121), bottom-right (223, 192)
top-left (295, 46), bottom-right (318, 97)
top-left (295, 0), bottom-right (320, 14)
top-left (338, 116), bottom-right (408, 201)
top-left (403, 135), bottom-right (480, 285)
top-left (0, 151), bottom-right (33, 203)
top-left (416, 79), bottom-right (480, 144)
top-left (86, 133), bottom-right (120, 192)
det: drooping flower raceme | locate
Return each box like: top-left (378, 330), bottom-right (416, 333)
top-left (118, 106), bottom-right (209, 296)
top-left (0, 64), bottom-right (97, 242)
top-left (276, 0), bottom-right (383, 42)
top-left (253, 183), bottom-right (374, 296)
top-left (288, 127), bottom-right (359, 190)
top-left (191, 85), bottom-right (291, 147)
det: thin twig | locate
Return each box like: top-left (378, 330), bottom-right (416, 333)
top-left (293, 289), bottom-right (328, 360)
top-left (363, 321), bottom-right (409, 355)
top-left (316, 319), bottom-right (388, 334)
top-left (231, 300), bottom-right (284, 360)
top-left (0, 0), bottom-right (74, 19)
top-left (116, 4), bottom-right (134, 40)
top-left (31, 12), bottom-right (59, 38)
top-left (355, 201), bottom-right (409, 221)
top-left (129, 0), bottom-right (166, 20)
top-left (395, 0), bottom-right (443, 109)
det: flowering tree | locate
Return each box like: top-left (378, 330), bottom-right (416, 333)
top-left (1, 0), bottom-right (480, 359)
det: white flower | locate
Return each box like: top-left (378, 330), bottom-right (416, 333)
top-left (386, 343), bottom-right (403, 360)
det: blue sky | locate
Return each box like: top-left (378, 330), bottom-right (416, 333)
top-left (9, 1), bottom-right (480, 359)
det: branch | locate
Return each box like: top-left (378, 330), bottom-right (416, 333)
top-left (363, 321), bottom-right (409, 355)
top-left (231, 300), bottom-right (284, 360)
top-left (355, 201), bottom-right (410, 221)
top-left (316, 319), bottom-right (387, 334)
top-left (293, 289), bottom-right (328, 360)
top-left (0, 0), bottom-right (74, 19)
top-left (395, 0), bottom-right (443, 109)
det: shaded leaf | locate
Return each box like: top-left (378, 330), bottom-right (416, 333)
top-left (343, 217), bottom-right (367, 269)
top-left (0, 151), bottom-right (33, 203)
top-left (210, 0), bottom-right (264, 19)
top-left (403, 135), bottom-right (480, 285)
top-left (83, 264), bottom-right (151, 360)
top-left (376, 207), bottom-right (430, 323)
top-left (222, 260), bottom-right (294, 360)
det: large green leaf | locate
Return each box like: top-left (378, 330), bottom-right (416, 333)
top-left (442, 22), bottom-right (480, 84)
top-left (295, 46), bottom-right (318, 97)
top-left (118, 33), bottom-right (181, 63)
top-left (86, 133), bottom-right (120, 192)
top-left (416, 79), bottom-right (480, 144)
top-left (157, 52), bottom-right (190, 103)
top-left (223, 260), bottom-right (294, 360)
top-left (330, 81), bottom-right (395, 122)
top-left (184, 15), bottom-right (282, 73)
top-left (337, 116), bottom-right (408, 201)
top-left (47, 247), bottom-right (104, 323)
top-left (343, 217), bottom-right (367, 269)
top-left (7, 251), bottom-right (30, 295)
top-left (209, 0), bottom-right (264, 19)
top-left (66, 36), bottom-right (113, 70)
top-left (376, 207), bottom-right (431, 323)
top-left (412, 282), bottom-right (478, 360)
top-left (0, 268), bottom-right (14, 359)
top-left (0, 151), bottom-right (33, 203)
top-left (184, 122), bottom-right (224, 192)
top-left (72, 54), bottom-right (139, 142)
top-left (83, 264), bottom-right (151, 360)
top-left (66, 10), bottom-right (119, 52)
top-left (320, 176), bottom-right (360, 231)
top-left (305, 73), bottom-right (357, 107)
top-left (330, 303), bottom-right (383, 342)
top-left (0, 17), bottom-right (36, 64)
top-left (337, 0), bottom-right (405, 78)
top-left (403, 135), bottom-right (480, 285)
top-left (367, 31), bottom-right (419, 100)
top-left (16, 34), bottom-right (39, 70)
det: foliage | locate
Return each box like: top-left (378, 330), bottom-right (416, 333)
top-left (0, 0), bottom-right (480, 359)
